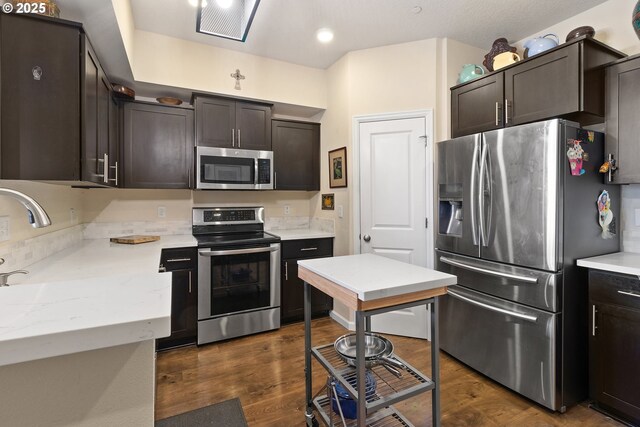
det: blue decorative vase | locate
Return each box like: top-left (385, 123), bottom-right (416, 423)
top-left (634, 0), bottom-right (640, 40)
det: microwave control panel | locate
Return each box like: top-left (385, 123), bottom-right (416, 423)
top-left (257, 159), bottom-right (271, 184)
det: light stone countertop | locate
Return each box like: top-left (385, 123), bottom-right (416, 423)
top-left (298, 253), bottom-right (457, 301)
top-left (267, 229), bottom-right (335, 241)
top-left (577, 252), bottom-right (640, 277)
top-left (0, 235), bottom-right (197, 367)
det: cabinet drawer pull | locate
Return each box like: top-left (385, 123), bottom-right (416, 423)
top-left (188, 270), bottom-right (192, 293)
top-left (618, 290), bottom-right (640, 299)
top-left (592, 304), bottom-right (597, 336)
top-left (285, 261), bottom-right (288, 281)
top-left (300, 247), bottom-right (318, 252)
top-left (167, 258), bottom-right (192, 263)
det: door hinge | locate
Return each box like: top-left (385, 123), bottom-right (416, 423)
top-left (419, 135), bottom-right (428, 146)
top-left (425, 218), bottom-right (429, 228)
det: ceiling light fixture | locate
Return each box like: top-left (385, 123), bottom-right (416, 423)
top-left (316, 28), bottom-right (334, 43)
top-left (189, 0), bottom-right (208, 7)
top-left (216, 0), bottom-right (233, 8)
top-left (196, 0), bottom-right (260, 42)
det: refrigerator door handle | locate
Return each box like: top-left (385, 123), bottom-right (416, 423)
top-left (470, 137), bottom-right (480, 246)
top-left (448, 289), bottom-right (538, 322)
top-left (439, 256), bottom-right (539, 284)
top-left (478, 140), bottom-right (489, 246)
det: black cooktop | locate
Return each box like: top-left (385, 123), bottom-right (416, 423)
top-left (194, 231), bottom-right (280, 248)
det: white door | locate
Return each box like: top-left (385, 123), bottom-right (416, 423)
top-left (358, 114), bottom-right (433, 339)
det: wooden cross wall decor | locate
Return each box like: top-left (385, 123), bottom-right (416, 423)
top-left (231, 69), bottom-right (245, 90)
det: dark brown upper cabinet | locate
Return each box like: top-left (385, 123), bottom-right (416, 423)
top-left (194, 95), bottom-right (272, 150)
top-left (0, 13), bottom-right (117, 186)
top-left (122, 102), bottom-right (194, 189)
top-left (604, 54), bottom-right (640, 184)
top-left (272, 120), bottom-right (320, 191)
top-left (450, 37), bottom-right (625, 138)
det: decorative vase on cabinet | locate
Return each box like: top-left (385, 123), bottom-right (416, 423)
top-left (634, 0), bottom-right (640, 40)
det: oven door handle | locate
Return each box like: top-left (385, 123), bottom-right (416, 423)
top-left (198, 247), bottom-right (277, 257)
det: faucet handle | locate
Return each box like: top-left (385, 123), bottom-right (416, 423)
top-left (0, 270), bottom-right (28, 286)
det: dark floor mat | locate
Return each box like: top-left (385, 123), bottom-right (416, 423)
top-left (155, 398), bottom-right (249, 427)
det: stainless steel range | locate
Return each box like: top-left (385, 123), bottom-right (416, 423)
top-left (193, 207), bottom-right (281, 344)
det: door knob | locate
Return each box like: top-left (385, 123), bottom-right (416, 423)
top-left (363, 234), bottom-right (371, 242)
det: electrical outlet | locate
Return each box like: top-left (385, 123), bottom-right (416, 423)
top-left (0, 216), bottom-right (9, 242)
top-left (157, 206), bottom-right (166, 218)
top-left (284, 205), bottom-right (291, 215)
top-left (337, 205), bottom-right (344, 218)
top-left (69, 208), bottom-right (77, 223)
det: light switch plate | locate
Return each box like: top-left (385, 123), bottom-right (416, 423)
top-left (157, 206), bottom-right (166, 218)
top-left (0, 216), bottom-right (10, 242)
top-left (337, 205), bottom-right (344, 218)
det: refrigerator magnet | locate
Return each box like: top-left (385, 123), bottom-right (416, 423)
top-left (597, 190), bottom-right (616, 239)
top-left (577, 129), bottom-right (595, 143)
top-left (566, 140), bottom-right (586, 176)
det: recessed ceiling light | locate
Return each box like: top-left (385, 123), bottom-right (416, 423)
top-left (189, 0), bottom-right (208, 7)
top-left (216, 0), bottom-right (233, 8)
top-left (316, 28), bottom-right (334, 43)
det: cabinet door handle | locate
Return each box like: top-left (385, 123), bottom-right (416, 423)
top-left (97, 153), bottom-right (108, 183)
top-left (618, 290), bottom-right (640, 299)
top-left (188, 270), bottom-right (192, 293)
top-left (300, 247), bottom-right (318, 252)
top-left (592, 304), bottom-right (597, 336)
top-left (495, 102), bottom-right (501, 126)
top-left (231, 129), bottom-right (235, 147)
top-left (167, 258), bottom-right (192, 263)
top-left (504, 99), bottom-right (510, 125)
top-left (109, 161), bottom-right (118, 186)
top-left (237, 129), bottom-right (241, 148)
top-left (274, 171), bottom-right (277, 189)
top-left (285, 261), bottom-right (288, 281)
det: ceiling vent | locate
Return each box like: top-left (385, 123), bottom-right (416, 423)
top-left (196, 0), bottom-right (260, 42)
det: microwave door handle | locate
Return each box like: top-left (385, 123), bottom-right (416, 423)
top-left (255, 158), bottom-right (259, 185)
top-left (198, 247), bottom-right (277, 257)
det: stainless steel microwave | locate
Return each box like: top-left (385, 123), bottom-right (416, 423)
top-left (196, 146), bottom-right (273, 190)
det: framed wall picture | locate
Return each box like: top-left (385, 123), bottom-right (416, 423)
top-left (328, 147), bottom-right (348, 188)
top-left (322, 194), bottom-right (335, 210)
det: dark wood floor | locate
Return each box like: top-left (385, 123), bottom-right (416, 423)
top-left (156, 317), bottom-right (622, 426)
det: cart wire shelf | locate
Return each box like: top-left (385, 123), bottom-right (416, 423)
top-left (312, 343), bottom-right (435, 414)
top-left (313, 395), bottom-right (414, 427)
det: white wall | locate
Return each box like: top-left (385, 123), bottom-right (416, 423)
top-left (0, 341), bottom-right (155, 427)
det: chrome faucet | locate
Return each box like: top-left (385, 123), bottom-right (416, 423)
top-left (0, 259), bottom-right (28, 286)
top-left (0, 188), bottom-right (51, 228)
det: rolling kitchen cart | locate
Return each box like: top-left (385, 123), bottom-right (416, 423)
top-left (298, 254), bottom-right (456, 427)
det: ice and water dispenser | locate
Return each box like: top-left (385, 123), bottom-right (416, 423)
top-left (438, 184), bottom-right (463, 237)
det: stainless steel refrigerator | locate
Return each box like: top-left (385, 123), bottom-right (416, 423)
top-left (435, 119), bottom-right (620, 412)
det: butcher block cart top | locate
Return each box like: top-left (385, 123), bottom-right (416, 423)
top-left (298, 253), bottom-right (457, 427)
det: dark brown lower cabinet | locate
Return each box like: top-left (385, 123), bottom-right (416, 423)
top-left (589, 270), bottom-right (640, 426)
top-left (281, 238), bottom-right (333, 323)
top-left (157, 248), bottom-right (198, 351)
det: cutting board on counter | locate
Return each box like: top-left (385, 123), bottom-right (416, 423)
top-left (110, 235), bottom-right (160, 245)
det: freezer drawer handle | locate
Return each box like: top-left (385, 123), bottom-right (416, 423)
top-left (439, 256), bottom-right (538, 284)
top-left (448, 289), bottom-right (538, 322)
top-left (618, 290), bottom-right (640, 299)
top-left (198, 247), bottom-right (276, 257)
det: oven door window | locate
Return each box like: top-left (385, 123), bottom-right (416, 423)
top-left (209, 251), bottom-right (270, 315)
top-left (201, 156), bottom-right (255, 184)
